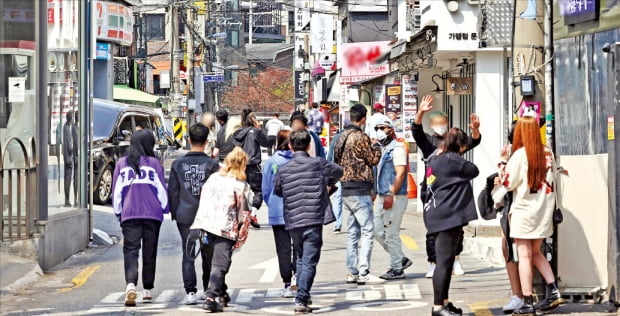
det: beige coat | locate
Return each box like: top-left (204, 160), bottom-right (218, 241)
top-left (502, 147), bottom-right (556, 239)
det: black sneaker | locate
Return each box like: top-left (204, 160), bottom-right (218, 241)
top-left (402, 257), bottom-right (413, 270)
top-left (203, 298), bottom-right (223, 313)
top-left (445, 302), bottom-right (463, 314)
top-left (221, 292), bottom-right (231, 307)
top-left (250, 216), bottom-right (261, 229)
top-left (334, 228), bottom-right (341, 234)
top-left (294, 302), bottom-right (313, 315)
top-left (431, 306), bottom-right (460, 316)
top-left (380, 269), bottom-right (405, 280)
top-left (536, 282), bottom-right (565, 312)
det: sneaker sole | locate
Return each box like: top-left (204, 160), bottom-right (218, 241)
top-left (539, 298), bottom-right (566, 312)
top-left (512, 313), bottom-right (534, 316)
top-left (380, 275), bottom-right (406, 280)
top-left (346, 280), bottom-right (358, 284)
top-left (124, 291), bottom-right (137, 307)
top-left (402, 260), bottom-right (413, 270)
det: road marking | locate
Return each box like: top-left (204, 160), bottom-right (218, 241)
top-left (99, 291), bottom-right (125, 304)
top-left (153, 289), bottom-right (177, 303)
top-left (400, 234), bottom-right (420, 250)
top-left (248, 256), bottom-right (279, 283)
top-left (58, 265), bottom-right (101, 292)
top-left (468, 300), bottom-right (502, 316)
top-left (350, 301), bottom-right (428, 311)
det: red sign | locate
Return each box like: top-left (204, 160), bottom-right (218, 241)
top-left (340, 41), bottom-right (390, 84)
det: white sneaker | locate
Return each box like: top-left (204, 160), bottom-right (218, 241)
top-left (357, 273), bottom-right (386, 285)
top-left (346, 273), bottom-right (359, 284)
top-left (142, 289), bottom-right (153, 303)
top-left (282, 286), bottom-right (296, 298)
top-left (185, 292), bottom-right (197, 305)
top-left (503, 295), bottom-right (524, 313)
top-left (425, 263), bottom-right (436, 278)
top-left (453, 257), bottom-right (465, 276)
top-left (124, 283), bottom-right (137, 307)
top-left (291, 274), bottom-right (298, 290)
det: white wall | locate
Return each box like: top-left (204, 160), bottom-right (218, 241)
top-left (471, 51), bottom-right (506, 225)
top-left (420, 0), bottom-right (481, 51)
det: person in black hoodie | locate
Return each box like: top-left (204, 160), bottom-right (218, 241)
top-left (424, 127), bottom-right (479, 316)
top-left (233, 108), bottom-right (276, 228)
top-left (168, 123), bottom-right (220, 305)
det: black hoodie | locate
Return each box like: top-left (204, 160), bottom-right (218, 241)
top-left (233, 126), bottom-right (274, 165)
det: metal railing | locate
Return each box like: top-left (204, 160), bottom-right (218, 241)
top-left (0, 137), bottom-right (37, 242)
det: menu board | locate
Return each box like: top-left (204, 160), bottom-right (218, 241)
top-left (401, 75), bottom-right (418, 142)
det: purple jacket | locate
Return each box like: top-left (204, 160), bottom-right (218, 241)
top-left (112, 156), bottom-right (169, 223)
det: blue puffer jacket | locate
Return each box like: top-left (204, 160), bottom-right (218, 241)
top-left (274, 151), bottom-right (343, 230)
top-left (262, 150), bottom-right (294, 225)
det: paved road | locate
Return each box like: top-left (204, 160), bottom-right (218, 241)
top-left (0, 202), bottom-right (613, 315)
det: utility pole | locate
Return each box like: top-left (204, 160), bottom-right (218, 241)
top-left (249, 0), bottom-right (253, 44)
top-left (543, 0), bottom-right (554, 150)
top-left (186, 5), bottom-right (194, 132)
top-left (170, 2), bottom-right (181, 116)
top-left (511, 0), bottom-right (545, 113)
top-left (303, 33), bottom-right (310, 110)
top-left (204, 0), bottom-right (215, 113)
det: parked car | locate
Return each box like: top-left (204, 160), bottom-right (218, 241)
top-left (92, 99), bottom-right (170, 204)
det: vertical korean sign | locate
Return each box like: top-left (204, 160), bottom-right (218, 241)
top-left (401, 75), bottom-right (418, 142)
top-left (294, 0), bottom-right (310, 31)
top-left (311, 14), bottom-right (333, 54)
top-left (385, 84), bottom-right (403, 138)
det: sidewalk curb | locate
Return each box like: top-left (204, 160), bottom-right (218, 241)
top-left (0, 264), bottom-right (44, 295)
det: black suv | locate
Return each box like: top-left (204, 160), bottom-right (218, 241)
top-left (92, 99), bottom-right (169, 204)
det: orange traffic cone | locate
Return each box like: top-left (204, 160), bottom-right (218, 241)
top-left (407, 173), bottom-right (417, 199)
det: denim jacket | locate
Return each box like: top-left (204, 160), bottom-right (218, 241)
top-left (375, 140), bottom-right (408, 196)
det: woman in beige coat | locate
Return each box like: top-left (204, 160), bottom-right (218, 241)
top-left (497, 116), bottom-right (565, 316)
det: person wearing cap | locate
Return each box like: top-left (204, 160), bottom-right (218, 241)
top-left (372, 117), bottom-right (413, 280)
top-left (367, 103), bottom-right (386, 140)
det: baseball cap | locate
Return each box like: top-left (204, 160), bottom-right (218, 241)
top-left (373, 103), bottom-right (385, 111)
top-left (374, 115), bottom-right (394, 129)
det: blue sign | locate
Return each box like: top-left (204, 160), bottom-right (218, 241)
top-left (203, 74), bottom-right (224, 82)
top-left (559, 0), bottom-right (599, 25)
top-left (95, 42), bottom-right (111, 60)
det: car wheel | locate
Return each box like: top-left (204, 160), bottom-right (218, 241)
top-left (94, 165), bottom-right (113, 205)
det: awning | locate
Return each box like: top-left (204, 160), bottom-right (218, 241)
top-left (113, 85), bottom-right (160, 105)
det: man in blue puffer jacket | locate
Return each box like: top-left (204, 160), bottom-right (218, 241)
top-left (262, 130), bottom-right (297, 298)
top-left (275, 130), bottom-right (342, 315)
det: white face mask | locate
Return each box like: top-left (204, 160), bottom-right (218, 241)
top-left (432, 125), bottom-right (448, 136)
top-left (376, 130), bottom-right (388, 141)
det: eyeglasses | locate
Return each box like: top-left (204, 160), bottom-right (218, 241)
top-left (374, 126), bottom-right (389, 131)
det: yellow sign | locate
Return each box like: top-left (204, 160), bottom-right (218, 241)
top-left (173, 118), bottom-right (187, 140)
top-left (608, 116), bottom-right (615, 141)
top-left (194, 1), bottom-right (207, 15)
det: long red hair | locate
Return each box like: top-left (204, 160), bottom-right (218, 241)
top-left (512, 117), bottom-right (546, 190)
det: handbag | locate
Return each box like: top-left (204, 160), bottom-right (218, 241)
top-left (550, 151), bottom-right (564, 225)
top-left (233, 190), bottom-right (251, 250)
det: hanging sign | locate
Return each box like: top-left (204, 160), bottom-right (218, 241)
top-left (8, 77), bottom-right (26, 103)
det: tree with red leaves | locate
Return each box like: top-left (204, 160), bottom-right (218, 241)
top-left (221, 67), bottom-right (294, 113)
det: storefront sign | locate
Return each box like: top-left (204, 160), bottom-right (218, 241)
top-left (559, 0), bottom-right (598, 25)
top-left (94, 0), bottom-right (133, 46)
top-left (295, 71), bottom-right (305, 99)
top-left (95, 42), bottom-right (111, 60)
top-left (401, 75), bottom-right (417, 142)
top-left (340, 41), bottom-right (390, 84)
top-left (294, 0), bottom-right (310, 31)
top-left (311, 14), bottom-right (334, 54)
top-left (385, 84), bottom-right (403, 135)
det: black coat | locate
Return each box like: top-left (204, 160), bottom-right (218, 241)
top-left (274, 152), bottom-right (342, 230)
top-left (168, 152), bottom-right (220, 224)
top-left (233, 126), bottom-right (274, 166)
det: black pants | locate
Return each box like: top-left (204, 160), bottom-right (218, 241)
top-left (121, 219), bottom-right (162, 289)
top-left (205, 233), bottom-right (234, 300)
top-left (426, 229), bottom-right (464, 263)
top-left (64, 161), bottom-right (73, 202)
top-left (290, 225), bottom-right (323, 305)
top-left (432, 226), bottom-right (463, 306)
top-left (177, 223), bottom-right (213, 294)
top-left (272, 225), bottom-right (297, 284)
top-left (246, 164), bottom-right (263, 210)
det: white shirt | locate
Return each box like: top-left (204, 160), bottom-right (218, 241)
top-left (265, 118), bottom-right (284, 136)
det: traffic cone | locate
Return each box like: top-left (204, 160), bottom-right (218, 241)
top-left (407, 173), bottom-right (417, 199)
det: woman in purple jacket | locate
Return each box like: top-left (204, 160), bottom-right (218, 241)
top-left (112, 129), bottom-right (169, 307)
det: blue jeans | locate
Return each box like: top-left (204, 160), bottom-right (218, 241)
top-left (289, 225), bottom-right (323, 305)
top-left (343, 195), bottom-right (374, 276)
top-left (331, 182), bottom-right (343, 229)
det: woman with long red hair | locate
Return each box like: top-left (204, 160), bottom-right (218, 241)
top-left (498, 116), bottom-right (565, 316)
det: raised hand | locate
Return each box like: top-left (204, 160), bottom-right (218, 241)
top-left (469, 113), bottom-right (480, 130)
top-left (419, 95), bottom-right (434, 113)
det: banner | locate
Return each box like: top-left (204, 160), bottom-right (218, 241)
top-left (385, 84), bottom-right (403, 137)
top-left (340, 41), bottom-right (390, 84)
top-left (401, 75), bottom-right (418, 142)
top-left (311, 14), bottom-right (334, 54)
